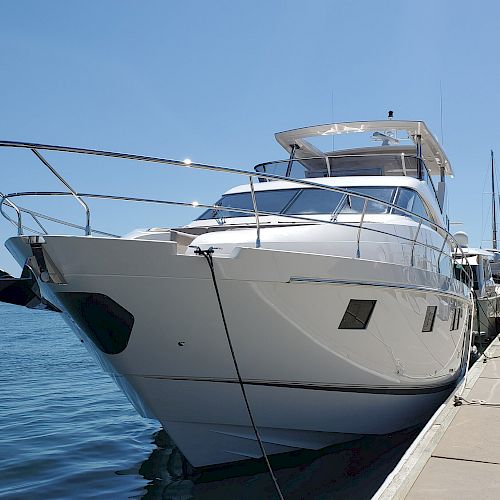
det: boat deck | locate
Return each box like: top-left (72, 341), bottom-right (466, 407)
top-left (374, 336), bottom-right (500, 499)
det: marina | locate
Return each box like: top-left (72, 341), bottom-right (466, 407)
top-left (3, 4), bottom-right (500, 497)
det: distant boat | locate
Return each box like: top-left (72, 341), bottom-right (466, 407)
top-left (453, 239), bottom-right (499, 341)
top-left (487, 150), bottom-right (500, 280)
top-left (453, 151), bottom-right (500, 342)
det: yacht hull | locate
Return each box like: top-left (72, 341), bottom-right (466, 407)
top-left (5, 235), bottom-right (471, 467)
top-left (474, 295), bottom-right (500, 341)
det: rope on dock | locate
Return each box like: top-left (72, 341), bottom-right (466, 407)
top-left (454, 396), bottom-right (500, 407)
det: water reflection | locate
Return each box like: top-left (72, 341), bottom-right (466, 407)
top-left (133, 427), bottom-right (421, 499)
top-left (0, 303), bottom-right (425, 499)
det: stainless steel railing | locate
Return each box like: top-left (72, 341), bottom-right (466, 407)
top-left (254, 153), bottom-right (440, 210)
top-left (0, 140), bottom-right (473, 288)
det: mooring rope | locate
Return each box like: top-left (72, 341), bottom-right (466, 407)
top-left (194, 246), bottom-right (285, 500)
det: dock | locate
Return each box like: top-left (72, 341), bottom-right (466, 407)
top-left (374, 336), bottom-right (500, 499)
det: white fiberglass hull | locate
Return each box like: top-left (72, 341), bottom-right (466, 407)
top-left (6, 235), bottom-right (471, 467)
top-left (474, 295), bottom-right (500, 340)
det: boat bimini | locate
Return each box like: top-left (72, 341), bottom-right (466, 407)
top-left (0, 120), bottom-right (474, 468)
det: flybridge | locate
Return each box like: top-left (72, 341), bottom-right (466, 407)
top-left (253, 120), bottom-right (449, 211)
top-left (274, 120), bottom-right (452, 177)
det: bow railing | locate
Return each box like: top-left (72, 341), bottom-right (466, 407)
top-left (0, 140), bottom-right (473, 289)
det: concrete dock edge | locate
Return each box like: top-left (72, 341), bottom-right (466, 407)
top-left (372, 336), bottom-right (500, 499)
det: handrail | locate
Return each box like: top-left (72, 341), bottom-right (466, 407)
top-left (0, 191), bottom-right (23, 235)
top-left (0, 189), bottom-right (473, 289)
top-left (1, 187), bottom-right (445, 240)
top-left (0, 190), bottom-right (439, 243)
top-left (437, 234), bottom-right (449, 274)
top-left (248, 176), bottom-right (261, 248)
top-left (410, 221), bottom-right (422, 266)
top-left (0, 140), bottom-right (473, 288)
top-left (0, 141), bottom-right (442, 233)
top-left (356, 199), bottom-right (368, 258)
top-left (0, 197), bottom-right (118, 237)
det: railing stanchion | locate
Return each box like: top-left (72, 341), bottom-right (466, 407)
top-left (11, 203), bottom-right (22, 236)
top-left (1, 192), bottom-right (23, 235)
top-left (249, 176), bottom-right (261, 248)
top-left (29, 213), bottom-right (49, 234)
top-left (437, 233), bottom-right (448, 274)
top-left (326, 156), bottom-right (332, 177)
top-left (330, 194), bottom-right (346, 222)
top-left (411, 221), bottom-right (422, 266)
top-left (356, 199), bottom-right (368, 258)
top-left (31, 149), bottom-right (92, 236)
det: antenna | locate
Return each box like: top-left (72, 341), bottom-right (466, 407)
top-left (439, 81), bottom-right (444, 145)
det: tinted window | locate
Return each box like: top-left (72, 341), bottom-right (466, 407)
top-left (338, 299), bottom-right (377, 329)
top-left (422, 306), bottom-right (437, 332)
top-left (198, 185), bottom-right (406, 220)
top-left (395, 188), bottom-right (416, 213)
top-left (412, 195), bottom-right (430, 221)
top-left (341, 187), bottom-right (395, 214)
top-left (197, 189), bottom-right (299, 220)
top-left (395, 188), bottom-right (432, 225)
top-left (284, 188), bottom-right (345, 215)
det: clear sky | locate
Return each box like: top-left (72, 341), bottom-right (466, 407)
top-left (1, 0), bottom-right (500, 275)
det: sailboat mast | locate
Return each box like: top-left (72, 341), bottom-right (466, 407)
top-left (492, 150), bottom-right (497, 250)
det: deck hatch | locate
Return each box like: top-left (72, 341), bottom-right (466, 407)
top-left (422, 306), bottom-right (437, 332)
top-left (57, 292), bottom-right (134, 354)
top-left (338, 299), bottom-right (376, 329)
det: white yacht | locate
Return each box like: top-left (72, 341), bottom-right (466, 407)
top-left (0, 120), bottom-right (473, 468)
top-left (454, 233), bottom-right (500, 342)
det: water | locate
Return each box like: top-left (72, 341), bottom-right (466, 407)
top-left (0, 303), bottom-right (419, 499)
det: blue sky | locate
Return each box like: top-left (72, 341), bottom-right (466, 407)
top-left (1, 1), bottom-right (499, 274)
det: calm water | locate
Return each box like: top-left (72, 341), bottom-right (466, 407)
top-left (0, 303), bottom-right (420, 499)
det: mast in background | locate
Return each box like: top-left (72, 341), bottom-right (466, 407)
top-left (492, 150), bottom-right (497, 250)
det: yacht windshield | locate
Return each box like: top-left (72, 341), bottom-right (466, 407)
top-left (197, 186), bottom-right (398, 220)
top-left (197, 189), bottom-right (300, 219)
top-left (338, 187), bottom-right (395, 214)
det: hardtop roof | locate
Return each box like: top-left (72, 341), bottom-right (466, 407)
top-left (275, 120), bottom-right (452, 176)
